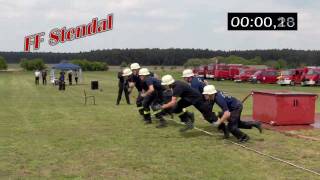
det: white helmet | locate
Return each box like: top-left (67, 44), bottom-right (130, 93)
top-left (161, 74), bottom-right (175, 85)
top-left (139, 68), bottom-right (150, 76)
top-left (202, 85), bottom-right (217, 95)
top-left (182, 69), bottom-right (194, 78)
top-left (122, 68), bottom-right (132, 76)
top-left (130, 63), bottom-right (140, 70)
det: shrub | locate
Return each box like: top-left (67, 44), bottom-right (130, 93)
top-left (0, 56), bottom-right (7, 70)
top-left (71, 59), bottom-right (108, 71)
top-left (20, 58), bottom-right (46, 71)
top-left (120, 61), bottom-right (128, 68)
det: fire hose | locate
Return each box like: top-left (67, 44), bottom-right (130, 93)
top-left (154, 92), bottom-right (320, 176)
top-left (166, 117), bottom-right (320, 177)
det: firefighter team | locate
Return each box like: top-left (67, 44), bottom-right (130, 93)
top-left (117, 63), bottom-right (262, 143)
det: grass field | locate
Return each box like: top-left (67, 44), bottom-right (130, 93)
top-left (1, 70), bottom-right (320, 179)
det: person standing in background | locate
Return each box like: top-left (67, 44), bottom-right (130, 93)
top-left (42, 70), bottom-right (47, 85)
top-left (35, 70), bottom-right (40, 85)
top-left (74, 70), bottom-right (79, 85)
top-left (68, 70), bottom-right (73, 85)
top-left (59, 71), bottom-right (65, 91)
top-left (116, 68), bottom-right (131, 105)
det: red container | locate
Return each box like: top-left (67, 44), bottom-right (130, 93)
top-left (252, 91), bottom-right (318, 125)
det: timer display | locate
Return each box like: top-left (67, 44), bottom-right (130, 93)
top-left (228, 13), bottom-right (297, 31)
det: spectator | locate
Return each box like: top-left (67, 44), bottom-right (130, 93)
top-left (74, 70), bottom-right (79, 85)
top-left (68, 70), bottom-right (73, 85)
top-left (35, 70), bottom-right (40, 85)
top-left (42, 70), bottom-right (47, 85)
top-left (59, 71), bottom-right (65, 90)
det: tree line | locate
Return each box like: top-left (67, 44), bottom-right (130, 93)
top-left (19, 58), bottom-right (109, 71)
top-left (0, 49), bottom-right (319, 67)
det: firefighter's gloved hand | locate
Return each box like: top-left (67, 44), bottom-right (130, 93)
top-left (212, 121), bottom-right (221, 127)
top-left (212, 118), bottom-right (222, 127)
top-left (152, 104), bottom-right (162, 111)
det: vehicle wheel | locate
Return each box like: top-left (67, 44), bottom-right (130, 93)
top-left (301, 82), bottom-right (305, 86)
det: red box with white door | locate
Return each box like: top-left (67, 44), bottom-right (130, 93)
top-left (252, 91), bottom-right (318, 125)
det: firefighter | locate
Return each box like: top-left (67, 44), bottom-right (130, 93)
top-left (182, 69), bottom-right (206, 93)
top-left (129, 63), bottom-right (144, 115)
top-left (138, 68), bottom-right (167, 128)
top-left (116, 68), bottom-right (131, 105)
top-left (202, 85), bottom-right (262, 143)
top-left (158, 75), bottom-right (227, 133)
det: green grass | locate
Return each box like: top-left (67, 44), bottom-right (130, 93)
top-left (0, 71), bottom-right (320, 179)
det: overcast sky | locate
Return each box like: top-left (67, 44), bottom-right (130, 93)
top-left (0, 0), bottom-right (319, 52)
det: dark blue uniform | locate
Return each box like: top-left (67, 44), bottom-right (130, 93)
top-left (128, 74), bottom-right (143, 107)
top-left (116, 71), bottom-right (130, 105)
top-left (141, 76), bottom-right (164, 123)
top-left (211, 91), bottom-right (241, 112)
top-left (131, 74), bottom-right (143, 92)
top-left (129, 72), bottom-right (155, 107)
top-left (190, 77), bottom-right (205, 94)
top-left (210, 91), bottom-right (259, 141)
top-left (171, 80), bottom-right (217, 123)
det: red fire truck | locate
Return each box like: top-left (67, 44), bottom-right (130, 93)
top-left (206, 64), bottom-right (216, 79)
top-left (249, 69), bottom-right (279, 84)
top-left (197, 65), bottom-right (208, 78)
top-left (213, 64), bottom-right (243, 80)
top-left (277, 68), bottom-right (304, 86)
top-left (234, 68), bottom-right (257, 82)
top-left (301, 67), bottom-right (320, 86)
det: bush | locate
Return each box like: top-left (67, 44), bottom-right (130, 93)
top-left (120, 61), bottom-right (128, 68)
top-left (71, 59), bottom-right (108, 71)
top-left (0, 56), bottom-right (7, 70)
top-left (20, 58), bottom-right (46, 71)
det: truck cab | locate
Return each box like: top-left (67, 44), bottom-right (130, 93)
top-left (234, 68), bottom-right (257, 82)
top-left (250, 69), bottom-right (279, 84)
top-left (277, 68), bottom-right (304, 86)
top-left (301, 68), bottom-right (320, 86)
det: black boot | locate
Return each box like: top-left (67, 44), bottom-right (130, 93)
top-left (253, 121), bottom-right (262, 133)
top-left (239, 134), bottom-right (250, 143)
top-left (138, 108), bottom-right (144, 116)
top-left (156, 118), bottom-right (167, 128)
top-left (154, 111), bottom-right (167, 128)
top-left (143, 114), bottom-right (152, 124)
top-left (218, 123), bottom-right (230, 139)
top-left (179, 112), bottom-right (194, 132)
top-left (186, 112), bottom-right (195, 122)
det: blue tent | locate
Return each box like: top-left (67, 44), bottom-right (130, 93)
top-left (50, 62), bottom-right (82, 84)
top-left (52, 62), bottom-right (81, 70)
